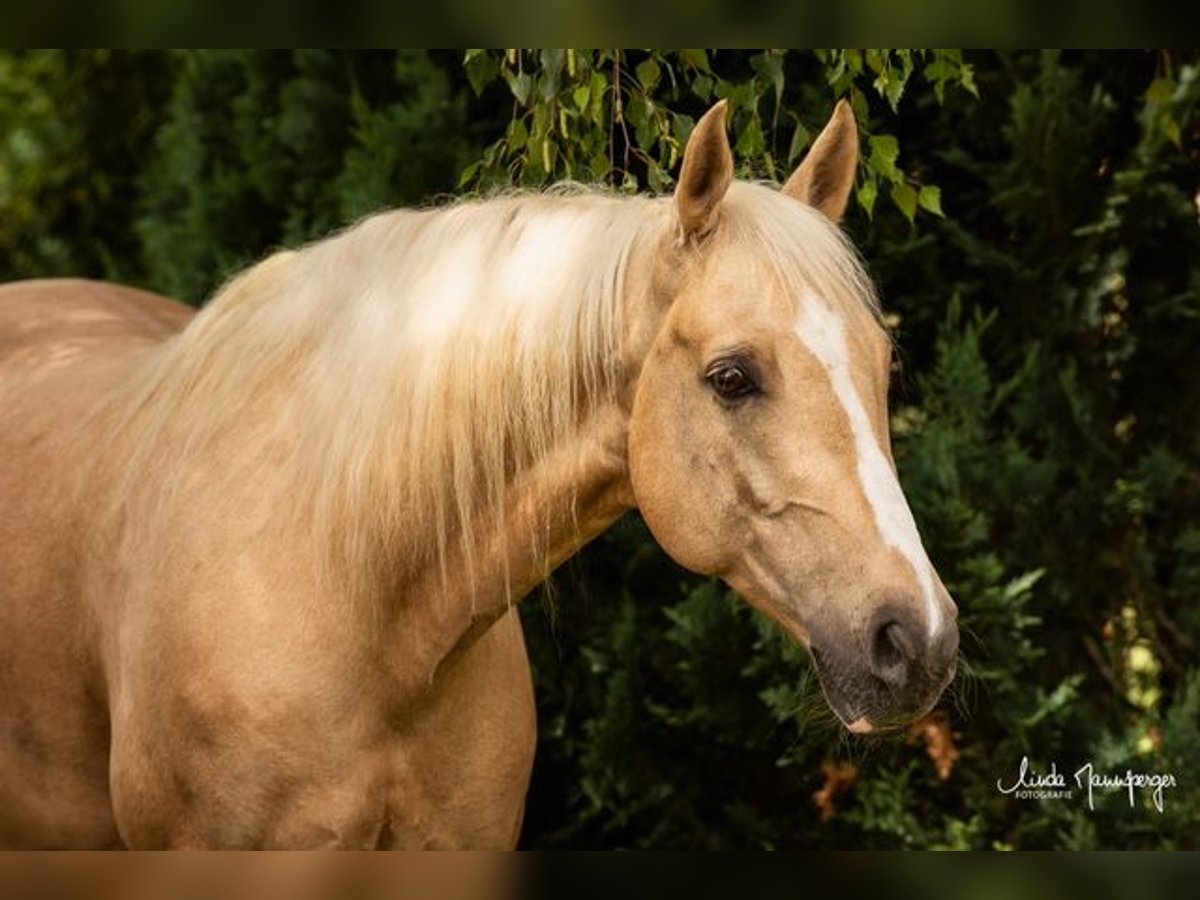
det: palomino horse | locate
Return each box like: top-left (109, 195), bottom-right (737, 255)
top-left (0, 100), bottom-right (957, 848)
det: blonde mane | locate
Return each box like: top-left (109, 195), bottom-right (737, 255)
top-left (112, 189), bottom-right (663, 597)
top-left (109, 181), bottom-right (877, 602)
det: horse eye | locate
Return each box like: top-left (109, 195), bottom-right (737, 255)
top-left (707, 361), bottom-right (758, 401)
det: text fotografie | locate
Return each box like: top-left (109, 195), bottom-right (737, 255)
top-left (996, 756), bottom-right (1177, 812)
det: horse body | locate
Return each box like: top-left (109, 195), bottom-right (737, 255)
top-left (0, 101), bottom-right (959, 848)
top-left (0, 280), bottom-right (537, 848)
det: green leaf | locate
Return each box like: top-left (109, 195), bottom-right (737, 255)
top-left (1003, 569), bottom-right (1045, 601)
top-left (826, 52), bottom-right (846, 85)
top-left (868, 133), bottom-right (901, 181)
top-left (589, 71), bottom-right (607, 122)
top-left (458, 159), bottom-right (480, 188)
top-left (882, 71), bottom-right (905, 111)
top-left (540, 49), bottom-right (564, 81)
top-left (849, 87), bottom-right (870, 125)
top-left (750, 51), bottom-right (785, 104)
top-left (672, 113), bottom-right (695, 148)
top-left (646, 159), bottom-right (669, 192)
top-left (918, 184), bottom-right (943, 216)
top-left (625, 92), bottom-right (649, 130)
top-left (465, 52), bottom-right (498, 97)
top-left (589, 151), bottom-right (610, 181)
top-left (787, 120), bottom-right (810, 164)
top-left (924, 57), bottom-right (951, 103)
top-left (505, 71), bottom-right (532, 105)
top-left (636, 58), bottom-right (661, 93)
top-left (735, 116), bottom-right (765, 158)
top-left (857, 177), bottom-right (878, 217)
top-left (891, 180), bottom-right (918, 222)
top-left (959, 62), bottom-right (979, 97)
top-left (507, 116), bottom-right (528, 151)
top-left (572, 85), bottom-right (590, 112)
top-left (678, 49), bottom-right (711, 73)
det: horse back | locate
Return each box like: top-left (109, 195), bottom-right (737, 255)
top-left (0, 278), bottom-right (191, 365)
top-left (0, 278), bottom-right (192, 847)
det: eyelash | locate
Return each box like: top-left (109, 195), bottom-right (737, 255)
top-left (705, 358), bottom-right (760, 401)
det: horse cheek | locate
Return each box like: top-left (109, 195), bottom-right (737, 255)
top-left (628, 377), bottom-right (730, 576)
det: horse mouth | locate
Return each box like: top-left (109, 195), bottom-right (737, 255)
top-left (810, 647), bottom-right (951, 736)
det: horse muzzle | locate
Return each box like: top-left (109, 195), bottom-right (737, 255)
top-left (809, 605), bottom-right (959, 733)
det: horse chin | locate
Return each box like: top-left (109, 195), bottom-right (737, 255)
top-left (827, 692), bottom-right (938, 737)
top-left (814, 674), bottom-right (874, 735)
top-left (828, 703), bottom-right (906, 737)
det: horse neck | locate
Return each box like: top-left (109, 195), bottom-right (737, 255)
top-left (378, 222), bottom-right (671, 687)
top-left (391, 400), bottom-right (634, 682)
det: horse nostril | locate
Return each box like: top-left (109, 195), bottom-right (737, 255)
top-left (869, 620), bottom-right (915, 688)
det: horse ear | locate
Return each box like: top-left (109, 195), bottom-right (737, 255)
top-left (675, 100), bottom-right (733, 238)
top-left (783, 99), bottom-right (859, 223)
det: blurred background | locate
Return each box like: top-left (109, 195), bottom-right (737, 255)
top-left (1, 50), bottom-right (1197, 849)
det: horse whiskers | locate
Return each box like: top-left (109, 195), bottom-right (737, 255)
top-left (946, 653), bottom-right (980, 721)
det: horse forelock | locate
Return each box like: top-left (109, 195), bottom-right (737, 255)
top-left (718, 181), bottom-right (881, 326)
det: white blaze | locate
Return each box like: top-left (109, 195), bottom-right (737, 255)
top-left (794, 293), bottom-right (942, 636)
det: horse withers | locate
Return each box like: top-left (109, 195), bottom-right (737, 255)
top-left (0, 100), bottom-right (957, 848)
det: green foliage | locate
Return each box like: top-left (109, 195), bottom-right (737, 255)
top-left (519, 49), bottom-right (1200, 850)
top-left (134, 50), bottom-right (469, 302)
top-left (460, 49), bottom-right (975, 221)
top-left (1, 49), bottom-right (1197, 849)
top-left (0, 51), bottom-right (469, 301)
top-left (0, 51), bottom-right (171, 281)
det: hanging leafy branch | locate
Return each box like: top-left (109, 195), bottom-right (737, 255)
top-left (460, 48), bottom-right (979, 222)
